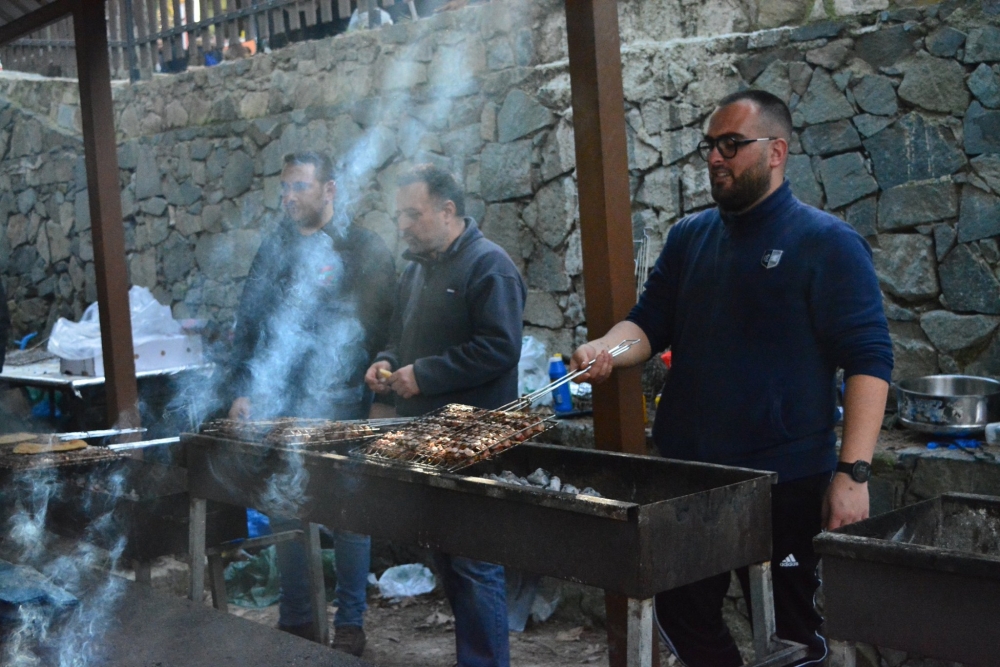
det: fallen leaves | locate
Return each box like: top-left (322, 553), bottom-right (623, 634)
top-left (555, 626), bottom-right (584, 642)
top-left (416, 610), bottom-right (455, 630)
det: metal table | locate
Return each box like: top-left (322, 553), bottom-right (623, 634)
top-left (0, 359), bottom-right (212, 430)
top-left (184, 434), bottom-right (809, 667)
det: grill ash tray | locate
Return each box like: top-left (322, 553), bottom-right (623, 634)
top-left (187, 436), bottom-right (775, 598)
top-left (815, 493), bottom-right (1000, 665)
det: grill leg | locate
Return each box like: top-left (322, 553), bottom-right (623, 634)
top-left (306, 522), bottom-right (329, 646)
top-left (208, 553), bottom-right (229, 612)
top-left (750, 561), bottom-right (777, 659)
top-left (828, 640), bottom-right (856, 667)
top-left (626, 597), bottom-right (653, 667)
top-left (188, 497), bottom-right (207, 603)
top-left (747, 562), bottom-right (810, 667)
top-left (133, 560), bottom-right (152, 586)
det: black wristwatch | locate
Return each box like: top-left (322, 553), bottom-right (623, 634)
top-left (836, 460), bottom-right (871, 484)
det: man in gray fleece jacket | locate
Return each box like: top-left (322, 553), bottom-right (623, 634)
top-left (366, 164), bottom-right (525, 667)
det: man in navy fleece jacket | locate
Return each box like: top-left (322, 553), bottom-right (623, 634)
top-left (571, 90), bottom-right (892, 666)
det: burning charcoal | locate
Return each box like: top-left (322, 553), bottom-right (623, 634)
top-left (581, 487), bottom-right (602, 498)
top-left (526, 468), bottom-right (550, 487)
top-left (547, 476), bottom-right (562, 492)
top-left (563, 484), bottom-right (580, 495)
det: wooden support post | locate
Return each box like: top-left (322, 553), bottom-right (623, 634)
top-left (188, 497), bottom-right (207, 602)
top-left (563, 0), bottom-right (645, 456)
top-left (73, 0), bottom-right (140, 430)
top-left (564, 2), bottom-right (647, 665)
top-left (306, 522), bottom-right (329, 645)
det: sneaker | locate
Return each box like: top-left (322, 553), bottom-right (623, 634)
top-left (332, 625), bottom-right (366, 656)
top-left (277, 622), bottom-right (316, 642)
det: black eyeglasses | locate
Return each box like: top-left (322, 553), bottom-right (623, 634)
top-left (697, 136), bottom-right (779, 161)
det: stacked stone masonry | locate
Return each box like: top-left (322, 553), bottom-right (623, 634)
top-left (1, 0), bottom-right (1000, 386)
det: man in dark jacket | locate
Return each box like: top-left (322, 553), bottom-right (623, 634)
top-left (571, 91), bottom-right (893, 666)
top-left (227, 151), bottom-right (395, 655)
top-left (365, 164), bottom-right (526, 667)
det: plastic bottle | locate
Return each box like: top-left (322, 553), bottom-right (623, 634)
top-left (549, 354), bottom-right (574, 414)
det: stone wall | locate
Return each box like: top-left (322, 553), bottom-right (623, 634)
top-left (2, 0), bottom-right (1000, 386)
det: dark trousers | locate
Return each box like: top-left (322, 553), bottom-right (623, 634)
top-left (655, 472), bottom-right (830, 667)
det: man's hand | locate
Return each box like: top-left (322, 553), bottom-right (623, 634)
top-left (388, 365), bottom-right (421, 399)
top-left (365, 361), bottom-right (393, 394)
top-left (229, 397), bottom-right (251, 421)
top-left (822, 472), bottom-right (869, 530)
top-left (569, 343), bottom-right (614, 384)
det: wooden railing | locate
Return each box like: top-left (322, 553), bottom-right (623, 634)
top-left (0, 0), bottom-right (414, 81)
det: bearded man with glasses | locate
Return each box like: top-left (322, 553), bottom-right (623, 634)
top-left (225, 151), bottom-right (395, 656)
top-left (570, 90), bottom-right (893, 666)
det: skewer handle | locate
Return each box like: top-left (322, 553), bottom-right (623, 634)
top-left (505, 339), bottom-right (640, 411)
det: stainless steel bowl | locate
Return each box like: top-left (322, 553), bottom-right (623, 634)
top-left (895, 375), bottom-right (1000, 436)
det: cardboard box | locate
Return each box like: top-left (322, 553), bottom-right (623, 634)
top-left (60, 335), bottom-right (203, 377)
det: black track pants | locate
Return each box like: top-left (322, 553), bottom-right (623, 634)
top-left (654, 472), bottom-right (831, 667)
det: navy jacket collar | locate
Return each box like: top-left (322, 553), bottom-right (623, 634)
top-left (719, 180), bottom-right (796, 228)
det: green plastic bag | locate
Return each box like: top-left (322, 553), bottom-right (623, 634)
top-left (224, 546), bottom-right (338, 608)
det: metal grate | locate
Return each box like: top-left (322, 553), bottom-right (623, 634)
top-left (198, 416), bottom-right (409, 448)
top-left (0, 445), bottom-right (123, 472)
top-left (350, 404), bottom-right (554, 472)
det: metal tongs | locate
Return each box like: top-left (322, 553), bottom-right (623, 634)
top-left (501, 339), bottom-right (640, 412)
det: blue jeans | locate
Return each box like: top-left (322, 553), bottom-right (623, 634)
top-left (271, 517), bottom-right (370, 629)
top-left (433, 553), bottom-right (510, 667)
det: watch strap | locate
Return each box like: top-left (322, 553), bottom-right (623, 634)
top-left (836, 460), bottom-right (871, 483)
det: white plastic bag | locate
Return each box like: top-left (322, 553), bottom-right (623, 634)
top-left (48, 286), bottom-right (183, 360)
top-left (518, 335), bottom-right (552, 406)
top-left (347, 7), bottom-right (393, 31)
top-left (376, 564), bottom-right (436, 599)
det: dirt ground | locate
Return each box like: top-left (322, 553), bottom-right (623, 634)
top-left (225, 587), bottom-right (701, 667)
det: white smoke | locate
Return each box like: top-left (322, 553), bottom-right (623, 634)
top-left (2, 467), bottom-right (130, 667)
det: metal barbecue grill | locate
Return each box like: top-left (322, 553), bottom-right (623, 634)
top-left (815, 493), bottom-right (1000, 666)
top-left (0, 435), bottom-right (244, 567)
top-left (0, 443), bottom-right (124, 472)
top-left (184, 428), bottom-right (809, 667)
top-left (0, 428), bottom-right (147, 472)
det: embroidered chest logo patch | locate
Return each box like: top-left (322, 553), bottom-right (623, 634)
top-left (317, 265), bottom-right (336, 286)
top-left (761, 249), bottom-right (784, 269)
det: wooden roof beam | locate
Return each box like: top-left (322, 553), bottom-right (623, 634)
top-left (0, 0), bottom-right (73, 46)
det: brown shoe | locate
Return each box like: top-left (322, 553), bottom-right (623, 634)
top-left (332, 625), bottom-right (366, 656)
top-left (277, 622), bottom-right (316, 642)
